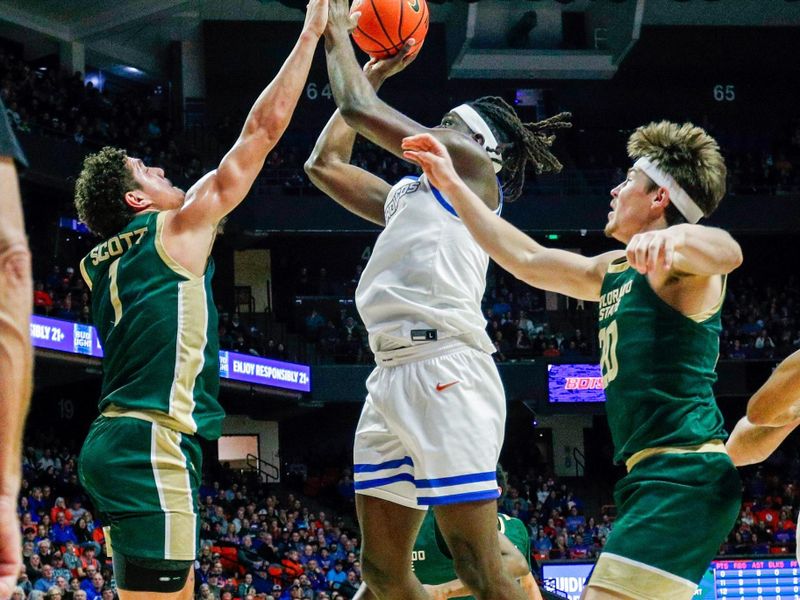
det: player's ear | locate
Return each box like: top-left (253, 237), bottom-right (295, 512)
top-left (124, 190), bottom-right (152, 211)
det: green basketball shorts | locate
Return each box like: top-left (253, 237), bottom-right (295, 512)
top-left (587, 450), bottom-right (741, 600)
top-left (78, 415), bottom-right (202, 561)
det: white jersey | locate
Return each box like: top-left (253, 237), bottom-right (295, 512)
top-left (355, 174), bottom-right (500, 354)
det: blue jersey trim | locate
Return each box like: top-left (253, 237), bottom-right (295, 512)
top-left (354, 473), bottom-right (415, 490)
top-left (353, 456), bottom-right (414, 474)
top-left (417, 489), bottom-right (501, 506)
top-left (430, 177), bottom-right (504, 219)
top-left (415, 471), bottom-right (496, 489)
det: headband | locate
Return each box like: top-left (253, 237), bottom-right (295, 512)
top-left (633, 157), bottom-right (704, 224)
top-left (451, 104), bottom-right (503, 173)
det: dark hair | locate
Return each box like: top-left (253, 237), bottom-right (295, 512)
top-left (496, 464), bottom-right (508, 499)
top-left (469, 96), bottom-right (572, 201)
top-left (74, 146), bottom-right (138, 239)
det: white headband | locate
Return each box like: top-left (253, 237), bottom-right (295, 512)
top-left (451, 104), bottom-right (503, 173)
top-left (633, 157), bottom-right (704, 224)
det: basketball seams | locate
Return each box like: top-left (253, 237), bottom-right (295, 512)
top-left (353, 0), bottom-right (428, 59)
top-left (370, 0), bottom-right (401, 50)
top-left (355, 24), bottom-right (394, 57)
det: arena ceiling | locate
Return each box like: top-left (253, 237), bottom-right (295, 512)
top-left (0, 0), bottom-right (797, 80)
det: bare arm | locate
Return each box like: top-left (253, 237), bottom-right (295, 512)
top-left (401, 133), bottom-right (618, 301)
top-left (747, 350), bottom-right (800, 426)
top-left (323, 0), bottom-right (496, 203)
top-left (0, 154), bottom-right (30, 596)
top-left (725, 350), bottom-right (800, 466)
top-left (304, 50), bottom-right (417, 226)
top-left (174, 1), bottom-right (327, 230)
top-left (727, 416), bottom-right (800, 467)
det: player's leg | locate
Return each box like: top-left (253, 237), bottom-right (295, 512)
top-left (353, 367), bottom-right (430, 600)
top-left (114, 556), bottom-right (194, 600)
top-left (433, 500), bottom-right (527, 600)
top-left (79, 417), bottom-right (202, 600)
top-left (408, 347), bottom-right (517, 600)
top-left (357, 494), bottom-right (429, 600)
top-left (583, 452), bottom-right (740, 600)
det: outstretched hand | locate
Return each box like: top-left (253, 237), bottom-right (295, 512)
top-left (364, 40), bottom-right (419, 85)
top-left (303, 0), bottom-right (329, 37)
top-left (401, 134), bottom-right (461, 191)
top-left (326, 0), bottom-right (360, 36)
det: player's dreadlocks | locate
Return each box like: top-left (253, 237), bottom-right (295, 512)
top-left (469, 96), bottom-right (572, 201)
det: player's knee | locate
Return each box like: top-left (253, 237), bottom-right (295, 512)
top-left (113, 552), bottom-right (193, 594)
top-left (360, 553), bottom-right (393, 592)
top-left (450, 540), bottom-right (504, 598)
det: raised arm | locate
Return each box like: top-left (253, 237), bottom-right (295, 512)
top-left (174, 0), bottom-right (327, 230)
top-left (323, 0), bottom-right (493, 197)
top-left (402, 133), bottom-right (617, 301)
top-left (304, 48), bottom-right (416, 226)
top-left (726, 350), bottom-right (800, 466)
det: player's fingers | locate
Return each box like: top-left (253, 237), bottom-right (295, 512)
top-left (401, 134), bottom-right (433, 150)
top-left (647, 239), bottom-right (663, 272)
top-left (625, 236), bottom-right (640, 270)
top-left (402, 150), bottom-right (424, 166)
top-left (665, 238), bottom-right (676, 270)
top-left (349, 10), bottom-right (361, 29)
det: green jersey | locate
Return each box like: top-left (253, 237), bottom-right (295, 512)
top-left (412, 511), bottom-right (530, 598)
top-left (80, 211), bottom-right (224, 440)
top-left (598, 258), bottom-right (727, 464)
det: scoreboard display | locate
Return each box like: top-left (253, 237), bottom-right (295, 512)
top-left (707, 558), bottom-right (800, 600)
top-left (542, 558), bottom-right (800, 600)
top-left (547, 363), bottom-right (606, 403)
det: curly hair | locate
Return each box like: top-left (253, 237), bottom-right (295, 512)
top-left (627, 121), bottom-right (727, 225)
top-left (74, 146), bottom-right (138, 239)
top-left (468, 96), bottom-right (572, 201)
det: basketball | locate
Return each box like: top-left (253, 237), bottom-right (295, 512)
top-left (351, 0), bottom-right (430, 60)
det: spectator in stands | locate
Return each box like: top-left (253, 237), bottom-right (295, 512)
top-left (33, 564), bottom-right (56, 592)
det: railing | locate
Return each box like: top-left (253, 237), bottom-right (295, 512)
top-left (246, 453), bottom-right (280, 483)
top-left (573, 446), bottom-right (586, 477)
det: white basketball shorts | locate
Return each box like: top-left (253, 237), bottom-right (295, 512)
top-left (353, 339), bottom-right (506, 510)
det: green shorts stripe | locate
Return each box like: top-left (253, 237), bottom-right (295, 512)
top-left (78, 415), bottom-right (201, 561)
top-left (599, 451), bottom-right (740, 587)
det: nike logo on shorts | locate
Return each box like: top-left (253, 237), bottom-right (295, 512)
top-left (436, 381), bottom-right (459, 392)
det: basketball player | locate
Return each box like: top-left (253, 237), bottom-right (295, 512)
top-left (726, 349), bottom-right (800, 467)
top-left (306, 2), bottom-right (570, 599)
top-left (400, 126), bottom-right (741, 600)
top-left (72, 3), bottom-right (327, 598)
top-left (353, 467), bottom-right (543, 600)
top-left (0, 97), bottom-right (32, 598)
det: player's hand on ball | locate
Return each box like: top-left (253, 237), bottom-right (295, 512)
top-left (326, 0), bottom-right (360, 35)
top-left (626, 229), bottom-right (679, 274)
top-left (304, 0), bottom-right (329, 37)
top-left (402, 134), bottom-right (459, 191)
top-left (364, 39), bottom-right (418, 84)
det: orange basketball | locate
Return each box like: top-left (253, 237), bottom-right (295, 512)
top-left (351, 0), bottom-right (429, 60)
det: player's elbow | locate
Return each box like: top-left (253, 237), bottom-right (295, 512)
top-left (747, 393), bottom-right (781, 427)
top-left (338, 100), bottom-right (375, 130)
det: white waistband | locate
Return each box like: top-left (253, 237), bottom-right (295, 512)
top-left (374, 338), bottom-right (474, 367)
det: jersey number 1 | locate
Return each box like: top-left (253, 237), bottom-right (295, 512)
top-left (599, 320), bottom-right (619, 386)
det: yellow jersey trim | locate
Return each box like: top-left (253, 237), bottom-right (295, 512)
top-left (79, 257), bottom-right (93, 291)
top-left (625, 439), bottom-right (728, 472)
top-left (154, 212), bottom-right (199, 281)
top-left (588, 552), bottom-right (697, 600)
top-left (687, 274), bottom-right (727, 323)
top-left (607, 258), bottom-right (630, 274)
